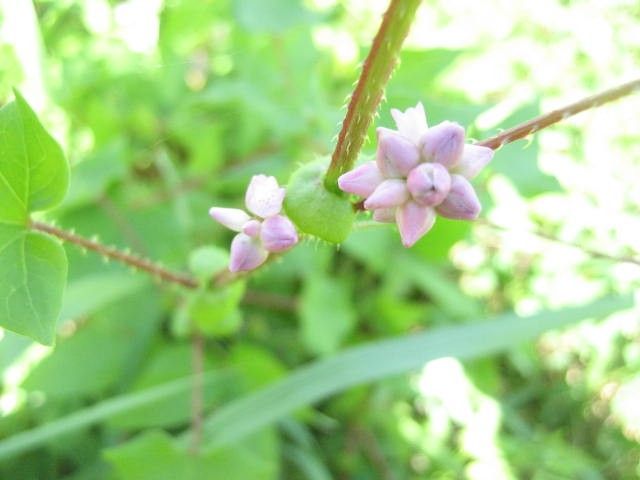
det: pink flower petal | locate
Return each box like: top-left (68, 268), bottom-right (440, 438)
top-left (245, 174), bottom-right (285, 218)
top-left (364, 179), bottom-right (409, 210)
top-left (390, 102), bottom-right (428, 144)
top-left (372, 208), bottom-right (396, 223)
top-left (242, 219), bottom-right (262, 237)
top-left (420, 121), bottom-right (465, 168)
top-left (338, 161), bottom-right (383, 197)
top-left (395, 201), bottom-right (436, 248)
top-left (455, 144), bottom-right (494, 179)
top-left (406, 163), bottom-right (452, 207)
top-left (436, 174), bottom-right (481, 220)
top-left (260, 215), bottom-right (298, 252)
top-left (209, 207), bottom-right (251, 232)
top-left (229, 233), bottom-right (269, 272)
top-left (376, 128), bottom-right (420, 177)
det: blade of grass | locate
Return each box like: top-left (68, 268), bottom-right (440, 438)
top-left (0, 371), bottom-right (229, 461)
top-left (201, 295), bottom-right (632, 447)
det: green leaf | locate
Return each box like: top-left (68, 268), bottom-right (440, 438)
top-left (0, 228), bottom-right (66, 345)
top-left (188, 246), bottom-right (229, 283)
top-left (23, 287), bottom-right (160, 397)
top-left (0, 90), bottom-right (68, 224)
top-left (105, 429), bottom-right (279, 480)
top-left (200, 295), bottom-right (632, 447)
top-left (188, 281), bottom-right (246, 337)
top-left (300, 275), bottom-right (356, 356)
top-left (285, 160), bottom-right (355, 244)
top-left (0, 91), bottom-right (69, 344)
top-left (0, 372), bottom-right (230, 461)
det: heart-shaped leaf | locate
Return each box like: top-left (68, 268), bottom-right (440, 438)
top-left (0, 91), bottom-right (69, 344)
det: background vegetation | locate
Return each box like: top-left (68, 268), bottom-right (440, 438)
top-left (0, 0), bottom-right (639, 478)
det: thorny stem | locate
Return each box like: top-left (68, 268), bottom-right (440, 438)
top-left (324, 0), bottom-right (421, 192)
top-left (30, 220), bottom-right (199, 289)
top-left (477, 77), bottom-right (640, 150)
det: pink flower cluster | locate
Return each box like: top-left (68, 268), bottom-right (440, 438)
top-left (209, 175), bottom-right (298, 272)
top-left (338, 103), bottom-right (494, 247)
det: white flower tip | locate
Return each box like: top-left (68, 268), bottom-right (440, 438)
top-left (209, 207), bottom-right (251, 232)
top-left (245, 174), bottom-right (285, 218)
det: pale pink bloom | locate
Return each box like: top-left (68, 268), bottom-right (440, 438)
top-left (338, 161), bottom-right (384, 197)
top-left (364, 179), bottom-right (409, 210)
top-left (337, 102), bottom-right (494, 247)
top-left (435, 174), bottom-right (481, 220)
top-left (209, 175), bottom-right (298, 272)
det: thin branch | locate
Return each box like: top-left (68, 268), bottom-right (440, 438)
top-left (189, 333), bottom-right (205, 455)
top-left (325, 0), bottom-right (421, 191)
top-left (477, 78), bottom-right (640, 150)
top-left (30, 220), bottom-right (274, 290)
top-left (478, 219), bottom-right (640, 268)
top-left (30, 220), bottom-right (199, 289)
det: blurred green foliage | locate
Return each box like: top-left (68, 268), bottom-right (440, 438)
top-left (0, 0), bottom-right (639, 479)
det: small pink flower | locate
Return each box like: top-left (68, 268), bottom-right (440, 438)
top-left (209, 175), bottom-right (298, 272)
top-left (338, 103), bottom-right (494, 247)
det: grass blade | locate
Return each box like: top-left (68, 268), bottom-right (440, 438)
top-left (0, 371), bottom-right (228, 460)
top-left (202, 295), bottom-right (632, 447)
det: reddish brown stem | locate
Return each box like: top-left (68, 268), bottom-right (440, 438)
top-left (477, 78), bottom-right (640, 150)
top-left (30, 220), bottom-right (199, 289)
top-left (325, 0), bottom-right (421, 190)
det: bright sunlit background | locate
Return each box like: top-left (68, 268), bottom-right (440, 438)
top-left (0, 0), bottom-right (639, 478)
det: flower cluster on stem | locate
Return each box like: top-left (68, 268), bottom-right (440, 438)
top-left (338, 103), bottom-right (494, 247)
top-left (209, 175), bottom-right (298, 272)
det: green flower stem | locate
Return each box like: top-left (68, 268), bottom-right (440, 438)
top-left (324, 0), bottom-right (422, 192)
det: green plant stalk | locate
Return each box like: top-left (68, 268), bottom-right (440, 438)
top-left (324, 0), bottom-right (422, 192)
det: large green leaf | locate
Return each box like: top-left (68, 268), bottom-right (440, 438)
top-left (105, 429), bottom-right (279, 480)
top-left (199, 295), bottom-right (632, 447)
top-left (0, 90), bottom-right (68, 224)
top-left (0, 228), bottom-right (66, 345)
top-left (0, 91), bottom-right (69, 345)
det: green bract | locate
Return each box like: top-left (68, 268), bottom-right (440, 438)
top-left (0, 90), bottom-right (69, 345)
top-left (284, 159), bottom-right (355, 244)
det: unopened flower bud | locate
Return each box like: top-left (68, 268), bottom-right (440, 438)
top-left (364, 179), bottom-right (409, 210)
top-left (209, 207), bottom-right (251, 232)
top-left (229, 233), bottom-right (268, 272)
top-left (376, 128), bottom-right (420, 177)
top-left (420, 121), bottom-right (465, 168)
top-left (245, 174), bottom-right (285, 218)
top-left (338, 161), bottom-right (383, 197)
top-left (436, 174), bottom-right (481, 220)
top-left (396, 202), bottom-right (436, 248)
top-left (406, 163), bottom-right (451, 206)
top-left (260, 215), bottom-right (298, 252)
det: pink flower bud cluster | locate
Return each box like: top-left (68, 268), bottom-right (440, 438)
top-left (338, 103), bottom-right (494, 247)
top-left (209, 175), bottom-right (298, 272)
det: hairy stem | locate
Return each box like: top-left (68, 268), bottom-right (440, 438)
top-left (30, 220), bottom-right (199, 289)
top-left (324, 0), bottom-right (421, 192)
top-left (477, 78), bottom-right (640, 150)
